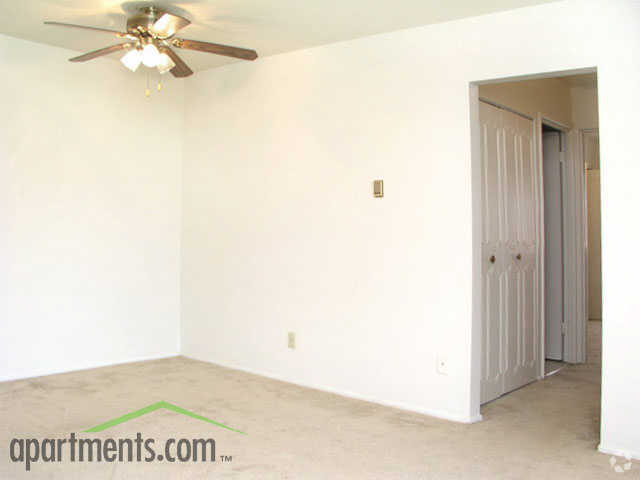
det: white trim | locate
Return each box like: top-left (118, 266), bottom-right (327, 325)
top-left (0, 353), bottom-right (180, 383)
top-left (469, 84), bottom-right (484, 421)
top-left (540, 116), bottom-right (570, 133)
top-left (598, 444), bottom-right (640, 461)
top-left (474, 67), bottom-right (597, 86)
top-left (183, 354), bottom-right (483, 424)
top-left (535, 113), bottom-right (546, 378)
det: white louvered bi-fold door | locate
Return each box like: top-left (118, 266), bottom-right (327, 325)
top-left (480, 101), bottom-right (540, 404)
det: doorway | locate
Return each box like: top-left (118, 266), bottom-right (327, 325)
top-left (542, 123), bottom-right (566, 370)
top-left (473, 71), bottom-right (601, 406)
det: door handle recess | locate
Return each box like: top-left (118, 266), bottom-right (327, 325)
top-left (489, 255), bottom-right (496, 264)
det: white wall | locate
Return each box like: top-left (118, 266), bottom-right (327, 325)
top-left (2, 0), bottom-right (636, 461)
top-left (0, 34), bottom-right (184, 381)
top-left (181, 0), bottom-right (640, 457)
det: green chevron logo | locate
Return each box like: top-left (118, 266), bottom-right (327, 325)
top-left (83, 401), bottom-right (246, 435)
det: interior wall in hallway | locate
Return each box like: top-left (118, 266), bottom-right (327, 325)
top-left (572, 84), bottom-right (601, 320)
top-left (0, 34), bottom-right (184, 381)
top-left (479, 77), bottom-right (573, 125)
top-left (587, 320), bottom-right (602, 365)
top-left (571, 83), bottom-right (600, 130)
top-left (587, 167), bottom-right (602, 320)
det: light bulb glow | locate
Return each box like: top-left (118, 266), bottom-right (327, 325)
top-left (121, 49), bottom-right (142, 72)
top-left (151, 14), bottom-right (175, 37)
top-left (156, 52), bottom-right (176, 75)
top-left (142, 43), bottom-right (160, 67)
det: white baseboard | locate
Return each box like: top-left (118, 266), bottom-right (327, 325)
top-left (598, 444), bottom-right (640, 461)
top-left (0, 352), bottom-right (180, 383)
top-left (182, 354), bottom-right (483, 424)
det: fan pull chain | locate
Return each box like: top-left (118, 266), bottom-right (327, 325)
top-left (157, 70), bottom-right (163, 92)
top-left (145, 72), bottom-right (151, 98)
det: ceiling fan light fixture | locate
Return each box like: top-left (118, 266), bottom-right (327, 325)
top-left (46, 6), bottom-right (258, 81)
top-left (121, 48), bottom-right (142, 72)
top-left (142, 42), bottom-right (160, 67)
top-left (151, 14), bottom-right (173, 37)
top-left (157, 52), bottom-right (176, 74)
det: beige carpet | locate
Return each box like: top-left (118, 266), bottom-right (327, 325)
top-left (0, 356), bottom-right (631, 479)
top-left (544, 359), bottom-right (566, 376)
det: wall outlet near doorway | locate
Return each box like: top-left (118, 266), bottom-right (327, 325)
top-left (436, 355), bottom-right (448, 375)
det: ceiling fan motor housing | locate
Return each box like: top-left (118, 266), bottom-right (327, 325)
top-left (126, 7), bottom-right (163, 37)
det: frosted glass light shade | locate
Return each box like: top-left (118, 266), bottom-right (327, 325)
top-left (156, 53), bottom-right (176, 74)
top-left (121, 49), bottom-right (142, 72)
top-left (142, 43), bottom-right (160, 67)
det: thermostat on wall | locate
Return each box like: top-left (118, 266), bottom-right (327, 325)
top-left (373, 179), bottom-right (384, 198)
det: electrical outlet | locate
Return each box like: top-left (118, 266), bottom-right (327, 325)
top-left (436, 355), bottom-right (448, 375)
top-left (288, 332), bottom-right (296, 349)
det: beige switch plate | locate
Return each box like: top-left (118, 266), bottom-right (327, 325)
top-left (373, 179), bottom-right (384, 198)
top-left (288, 332), bottom-right (296, 349)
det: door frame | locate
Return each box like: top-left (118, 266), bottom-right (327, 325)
top-left (536, 114), bottom-right (570, 376)
top-left (470, 87), bottom-right (589, 411)
top-left (536, 115), bottom-right (589, 368)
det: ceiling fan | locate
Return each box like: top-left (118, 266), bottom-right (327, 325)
top-left (44, 6), bottom-right (258, 78)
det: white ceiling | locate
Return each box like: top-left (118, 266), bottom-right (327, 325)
top-left (0, 0), bottom-right (558, 73)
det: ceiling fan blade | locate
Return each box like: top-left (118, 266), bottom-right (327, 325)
top-left (150, 12), bottom-right (191, 38)
top-left (44, 21), bottom-right (126, 37)
top-left (69, 43), bottom-right (134, 62)
top-left (160, 47), bottom-right (193, 77)
top-left (172, 38), bottom-right (257, 61)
